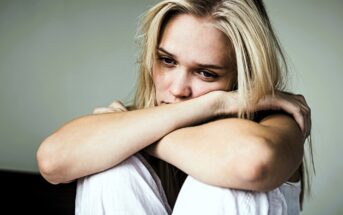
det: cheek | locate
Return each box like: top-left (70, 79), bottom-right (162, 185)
top-left (153, 68), bottom-right (169, 91)
top-left (152, 65), bottom-right (171, 100)
top-left (191, 80), bottom-right (229, 97)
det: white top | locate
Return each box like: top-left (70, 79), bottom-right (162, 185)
top-left (75, 153), bottom-right (301, 215)
top-left (172, 176), bottom-right (301, 215)
top-left (275, 181), bottom-right (302, 215)
top-left (139, 153), bottom-right (302, 215)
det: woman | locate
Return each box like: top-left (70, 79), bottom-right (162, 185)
top-left (37, 0), bottom-right (313, 214)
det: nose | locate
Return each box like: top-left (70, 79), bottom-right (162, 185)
top-left (169, 70), bottom-right (192, 101)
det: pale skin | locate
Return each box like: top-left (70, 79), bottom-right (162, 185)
top-left (36, 14), bottom-right (310, 192)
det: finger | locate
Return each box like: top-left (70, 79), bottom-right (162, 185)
top-left (296, 94), bottom-right (308, 105)
top-left (303, 109), bottom-right (309, 138)
top-left (109, 100), bottom-right (128, 111)
top-left (93, 107), bottom-right (115, 114)
top-left (297, 101), bottom-right (310, 138)
top-left (276, 99), bottom-right (306, 133)
top-left (301, 107), bottom-right (311, 138)
top-left (267, 92), bottom-right (309, 137)
top-left (109, 106), bottom-right (127, 112)
top-left (293, 96), bottom-right (309, 111)
top-left (293, 109), bottom-right (305, 136)
top-left (302, 99), bottom-right (311, 138)
top-left (305, 107), bottom-right (312, 138)
top-left (255, 96), bottom-right (281, 112)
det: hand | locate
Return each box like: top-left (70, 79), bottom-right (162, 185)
top-left (256, 91), bottom-right (311, 138)
top-left (213, 90), bottom-right (311, 138)
top-left (92, 100), bottom-right (128, 114)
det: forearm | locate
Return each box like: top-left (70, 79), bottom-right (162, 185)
top-left (146, 115), bottom-right (303, 191)
top-left (37, 94), bottom-right (218, 184)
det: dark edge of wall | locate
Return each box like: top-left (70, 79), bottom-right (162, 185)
top-left (1, 169), bottom-right (76, 215)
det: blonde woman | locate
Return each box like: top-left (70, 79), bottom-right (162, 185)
top-left (37, 0), bottom-right (313, 214)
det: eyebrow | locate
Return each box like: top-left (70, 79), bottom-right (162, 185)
top-left (157, 47), bottom-right (175, 57)
top-left (157, 47), bottom-right (227, 71)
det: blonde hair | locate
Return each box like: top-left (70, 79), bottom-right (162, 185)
top-left (133, 0), bottom-right (314, 209)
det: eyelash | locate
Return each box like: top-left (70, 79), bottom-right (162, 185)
top-left (196, 70), bottom-right (218, 79)
top-left (157, 55), bottom-right (219, 80)
top-left (158, 56), bottom-right (176, 66)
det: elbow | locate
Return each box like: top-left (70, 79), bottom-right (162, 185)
top-left (36, 136), bottom-right (64, 185)
top-left (235, 136), bottom-right (278, 191)
top-left (241, 159), bottom-right (274, 192)
top-left (37, 157), bottom-right (60, 185)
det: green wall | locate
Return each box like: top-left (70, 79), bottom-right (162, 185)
top-left (264, 1), bottom-right (343, 214)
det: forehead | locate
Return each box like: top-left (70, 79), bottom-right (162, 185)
top-left (158, 14), bottom-right (233, 66)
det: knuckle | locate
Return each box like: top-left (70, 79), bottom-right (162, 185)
top-left (295, 106), bottom-right (302, 114)
top-left (93, 107), bottom-right (114, 114)
top-left (296, 94), bottom-right (303, 97)
top-left (109, 100), bottom-right (124, 108)
top-left (93, 108), bottom-right (104, 114)
top-left (93, 107), bottom-right (103, 111)
top-left (305, 107), bottom-right (311, 115)
top-left (298, 94), bottom-right (306, 102)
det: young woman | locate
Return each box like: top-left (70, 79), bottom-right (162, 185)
top-left (37, 0), bottom-right (313, 214)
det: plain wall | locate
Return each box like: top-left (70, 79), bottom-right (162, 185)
top-left (0, 0), bottom-right (342, 214)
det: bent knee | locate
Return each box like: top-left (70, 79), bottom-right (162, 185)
top-left (75, 154), bottom-right (171, 215)
top-left (78, 155), bottom-right (147, 187)
top-left (173, 176), bottom-right (269, 214)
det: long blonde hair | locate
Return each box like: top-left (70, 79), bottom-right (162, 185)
top-left (133, 0), bottom-right (314, 209)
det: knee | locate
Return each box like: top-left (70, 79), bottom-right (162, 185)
top-left (173, 176), bottom-right (269, 214)
top-left (78, 155), bottom-right (144, 187)
top-left (75, 154), bottom-right (170, 215)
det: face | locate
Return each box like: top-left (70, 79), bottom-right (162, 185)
top-left (153, 14), bottom-right (235, 106)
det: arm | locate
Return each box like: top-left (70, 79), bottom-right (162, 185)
top-left (145, 91), bottom-right (309, 191)
top-left (36, 94), bottom-right (219, 184)
top-left (146, 114), bottom-right (303, 191)
top-left (37, 89), bottom-right (308, 189)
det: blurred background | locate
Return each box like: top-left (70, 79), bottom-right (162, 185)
top-left (0, 0), bottom-right (342, 214)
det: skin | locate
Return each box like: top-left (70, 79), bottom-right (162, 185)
top-left (36, 14), bottom-right (309, 191)
top-left (149, 14), bottom-right (304, 189)
top-left (153, 15), bottom-right (235, 104)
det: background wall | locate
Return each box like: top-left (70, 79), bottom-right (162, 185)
top-left (0, 0), bottom-right (342, 214)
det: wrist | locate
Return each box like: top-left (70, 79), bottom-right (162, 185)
top-left (204, 90), bottom-right (238, 117)
top-left (201, 91), bottom-right (226, 117)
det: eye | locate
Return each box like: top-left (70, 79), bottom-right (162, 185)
top-left (197, 70), bottom-right (218, 80)
top-left (158, 56), bottom-right (176, 66)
